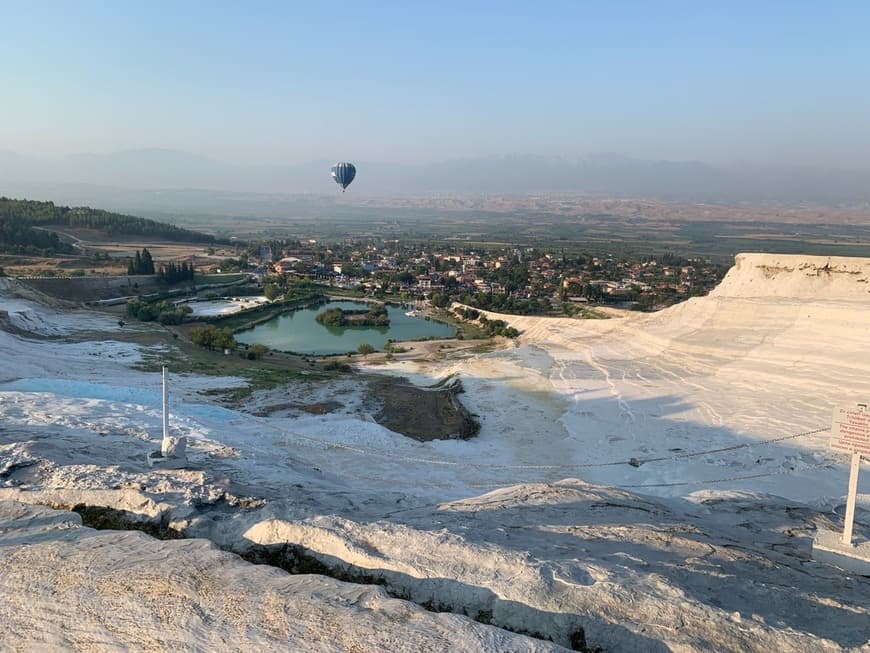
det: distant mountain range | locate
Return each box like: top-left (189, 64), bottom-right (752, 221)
top-left (2, 148), bottom-right (870, 204)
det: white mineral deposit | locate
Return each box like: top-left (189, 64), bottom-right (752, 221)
top-left (0, 256), bottom-right (867, 652)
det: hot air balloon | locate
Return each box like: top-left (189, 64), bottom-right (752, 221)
top-left (331, 161), bottom-right (356, 192)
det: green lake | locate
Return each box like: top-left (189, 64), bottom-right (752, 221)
top-left (235, 301), bottom-right (456, 355)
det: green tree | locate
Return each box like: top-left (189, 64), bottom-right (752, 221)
top-left (140, 248), bottom-right (155, 274)
top-left (249, 343), bottom-right (269, 359)
top-left (190, 325), bottom-right (237, 351)
top-left (263, 283), bottom-right (282, 301)
top-left (316, 308), bottom-right (345, 326)
top-left (430, 292), bottom-right (450, 308)
top-left (357, 343), bottom-right (376, 357)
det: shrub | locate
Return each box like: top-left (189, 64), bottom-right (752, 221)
top-left (190, 325), bottom-right (237, 351)
top-left (249, 343), bottom-right (269, 359)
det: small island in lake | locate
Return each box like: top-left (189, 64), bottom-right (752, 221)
top-left (316, 304), bottom-right (390, 327)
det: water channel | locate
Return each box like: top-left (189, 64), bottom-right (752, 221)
top-left (234, 301), bottom-right (455, 355)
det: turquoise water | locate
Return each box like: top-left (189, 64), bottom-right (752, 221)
top-left (235, 301), bottom-right (455, 355)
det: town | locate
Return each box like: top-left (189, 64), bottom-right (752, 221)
top-left (240, 239), bottom-right (728, 315)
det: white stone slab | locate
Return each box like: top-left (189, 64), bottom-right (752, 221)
top-left (812, 527), bottom-right (870, 575)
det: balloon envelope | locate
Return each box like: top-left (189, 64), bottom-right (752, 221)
top-left (331, 161), bottom-right (356, 191)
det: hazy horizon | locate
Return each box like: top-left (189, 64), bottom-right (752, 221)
top-left (3, 146), bottom-right (870, 205)
top-left (5, 146), bottom-right (870, 173)
top-left (3, 2), bottom-right (870, 170)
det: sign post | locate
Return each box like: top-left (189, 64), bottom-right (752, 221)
top-left (162, 365), bottom-right (169, 443)
top-left (830, 403), bottom-right (869, 547)
top-left (842, 452), bottom-right (861, 545)
top-left (812, 404), bottom-right (869, 573)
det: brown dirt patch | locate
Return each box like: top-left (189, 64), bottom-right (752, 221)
top-left (367, 377), bottom-right (478, 442)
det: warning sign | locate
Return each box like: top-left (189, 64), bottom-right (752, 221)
top-left (831, 405), bottom-right (870, 455)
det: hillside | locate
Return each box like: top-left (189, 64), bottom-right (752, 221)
top-left (0, 254), bottom-right (867, 651)
top-left (0, 197), bottom-right (227, 246)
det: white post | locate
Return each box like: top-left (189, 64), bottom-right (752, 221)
top-left (162, 365), bottom-right (169, 443)
top-left (842, 452), bottom-right (861, 546)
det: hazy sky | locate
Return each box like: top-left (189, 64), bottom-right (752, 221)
top-left (3, 1), bottom-right (869, 167)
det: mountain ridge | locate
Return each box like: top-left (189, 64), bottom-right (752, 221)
top-left (3, 148), bottom-right (870, 202)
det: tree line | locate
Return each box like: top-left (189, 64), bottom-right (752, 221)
top-left (127, 248), bottom-right (155, 274)
top-left (127, 248), bottom-right (195, 283)
top-left (453, 306), bottom-right (520, 338)
top-left (0, 216), bottom-right (77, 255)
top-left (158, 260), bottom-right (195, 284)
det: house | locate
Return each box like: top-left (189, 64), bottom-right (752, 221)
top-left (273, 257), bottom-right (302, 274)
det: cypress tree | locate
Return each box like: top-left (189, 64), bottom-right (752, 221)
top-left (141, 248), bottom-right (154, 274)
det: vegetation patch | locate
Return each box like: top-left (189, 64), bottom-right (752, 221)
top-left (453, 307), bottom-right (520, 338)
top-left (0, 197), bottom-right (228, 244)
top-left (193, 272), bottom-right (247, 285)
top-left (252, 400), bottom-right (342, 416)
top-left (316, 303), bottom-right (389, 327)
top-left (127, 298), bottom-right (193, 325)
top-left (0, 217), bottom-right (76, 256)
top-left (190, 324), bottom-right (238, 351)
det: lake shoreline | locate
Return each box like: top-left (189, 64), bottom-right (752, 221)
top-left (236, 299), bottom-right (455, 355)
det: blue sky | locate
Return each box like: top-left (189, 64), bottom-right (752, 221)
top-left (2, 1), bottom-right (869, 167)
